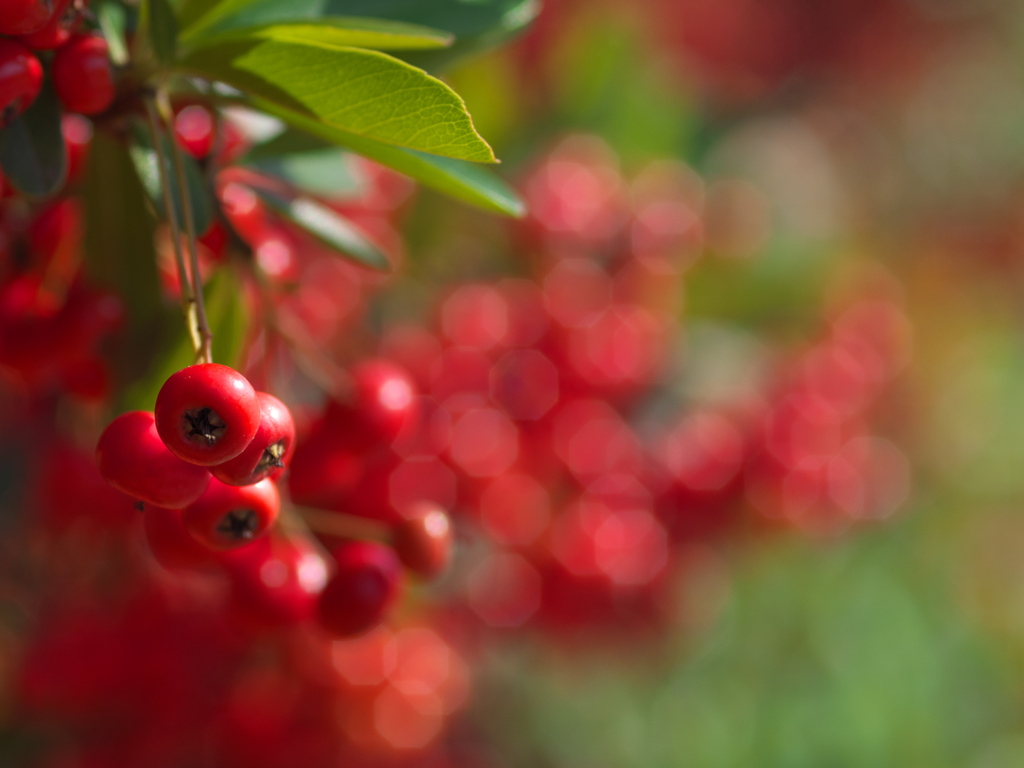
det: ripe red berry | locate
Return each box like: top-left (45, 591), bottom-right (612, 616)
top-left (18, 0), bottom-right (76, 49)
top-left (181, 476), bottom-right (279, 551)
top-left (62, 113), bottom-right (91, 184)
top-left (225, 536), bottom-right (328, 627)
top-left (325, 359), bottom-right (418, 450)
top-left (211, 392), bottom-right (295, 486)
top-left (316, 541), bottom-right (402, 637)
top-left (0, 39), bottom-right (42, 119)
top-left (155, 363), bottom-right (261, 466)
top-left (143, 504), bottom-right (223, 572)
top-left (0, 0), bottom-right (52, 36)
top-left (51, 34), bottom-right (114, 116)
top-left (391, 503), bottom-right (453, 580)
top-left (174, 104), bottom-right (215, 159)
top-left (96, 411), bottom-right (211, 509)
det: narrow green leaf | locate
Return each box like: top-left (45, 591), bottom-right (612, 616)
top-left (95, 0), bottom-right (129, 65)
top-left (128, 120), bottom-right (215, 237)
top-left (246, 149), bottom-right (363, 198)
top-left (253, 186), bottom-right (391, 271)
top-left (122, 267), bottom-right (251, 410)
top-left (180, 0), bottom-right (538, 73)
top-left (243, 127), bottom-right (335, 161)
top-left (82, 132), bottom-right (163, 395)
top-left (239, 98), bottom-right (524, 217)
top-left (82, 132), bottom-right (160, 327)
top-left (401, 0), bottom-right (539, 72)
top-left (184, 17), bottom-right (453, 51)
top-left (179, 38), bottom-right (497, 162)
top-left (139, 0), bottom-right (179, 67)
top-left (0, 84), bottom-right (66, 199)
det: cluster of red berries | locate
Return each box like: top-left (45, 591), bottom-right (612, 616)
top-left (95, 362), bottom-right (453, 644)
top-left (96, 363), bottom-right (292, 537)
top-left (0, 0), bottom-right (114, 122)
top-left (272, 135), bottom-right (912, 638)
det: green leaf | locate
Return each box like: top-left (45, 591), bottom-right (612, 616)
top-left (82, 132), bottom-right (160, 328)
top-left (239, 98), bottom-right (523, 216)
top-left (179, 37), bottom-right (496, 162)
top-left (0, 84), bottom-right (66, 199)
top-left (122, 267), bottom-right (250, 411)
top-left (180, 0), bottom-right (538, 72)
top-left (253, 186), bottom-right (391, 271)
top-left (401, 0), bottom-right (539, 72)
top-left (96, 0), bottom-right (129, 65)
top-left (246, 149), bottom-right (363, 198)
top-left (243, 126), bottom-right (336, 161)
top-left (138, 0), bottom-right (179, 67)
top-left (128, 120), bottom-right (215, 238)
top-left (184, 17), bottom-right (453, 51)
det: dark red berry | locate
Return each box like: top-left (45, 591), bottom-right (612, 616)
top-left (51, 34), bottom-right (114, 116)
top-left (316, 541), bottom-right (402, 637)
top-left (18, 0), bottom-right (76, 49)
top-left (96, 411), bottom-right (211, 509)
top-left (155, 363), bottom-right (261, 466)
top-left (0, 0), bottom-right (53, 36)
top-left (0, 39), bottom-right (42, 119)
top-left (181, 476), bottom-right (279, 551)
top-left (391, 503), bottom-right (453, 580)
top-left (211, 391), bottom-right (295, 486)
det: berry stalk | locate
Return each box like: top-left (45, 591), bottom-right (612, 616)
top-left (158, 91), bottom-right (213, 365)
top-left (143, 92), bottom-right (203, 359)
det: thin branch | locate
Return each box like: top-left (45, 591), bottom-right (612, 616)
top-left (143, 94), bottom-right (202, 357)
top-left (293, 505), bottom-right (390, 542)
top-left (157, 92), bottom-right (213, 365)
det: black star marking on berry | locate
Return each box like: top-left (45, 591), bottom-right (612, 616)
top-left (182, 407), bottom-right (226, 445)
top-left (217, 508), bottom-right (258, 541)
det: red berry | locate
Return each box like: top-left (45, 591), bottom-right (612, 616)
top-left (0, 0), bottom-right (52, 36)
top-left (18, 0), bottom-right (76, 49)
top-left (143, 504), bottom-right (223, 572)
top-left (181, 476), bottom-right (279, 551)
top-left (96, 411), bottom-right (211, 509)
top-left (0, 39), bottom-right (42, 118)
top-left (62, 113), bottom-right (91, 184)
top-left (226, 536), bottom-right (328, 627)
top-left (154, 363), bottom-right (261, 466)
top-left (391, 503), bottom-right (453, 580)
top-left (211, 391), bottom-right (295, 486)
top-left (325, 360), bottom-right (418, 450)
top-left (174, 104), bottom-right (215, 159)
top-left (316, 541), bottom-right (402, 637)
top-left (51, 34), bottom-right (114, 116)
